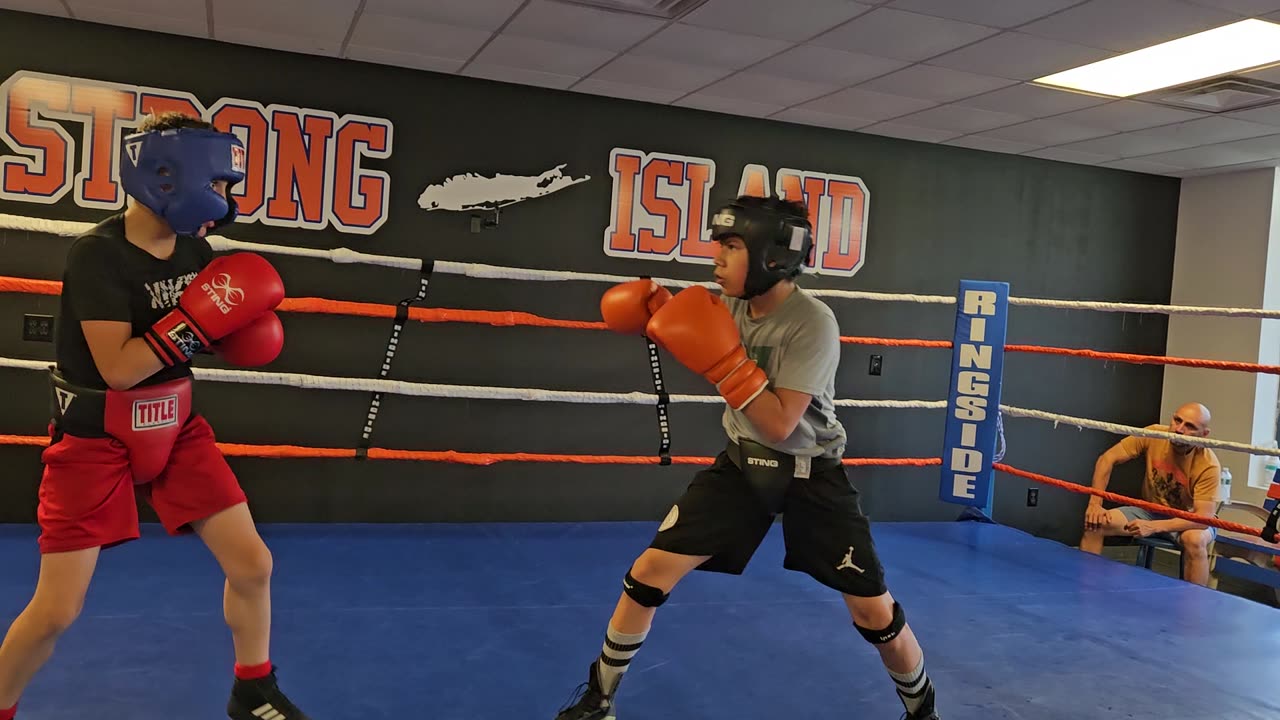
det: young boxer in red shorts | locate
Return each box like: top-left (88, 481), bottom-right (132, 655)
top-left (0, 112), bottom-right (310, 720)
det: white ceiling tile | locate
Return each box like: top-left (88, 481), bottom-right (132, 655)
top-left (930, 32), bottom-right (1116, 81)
top-left (856, 64), bottom-right (1017, 103)
top-left (887, 0), bottom-right (1083, 28)
top-left (799, 86), bottom-right (937, 121)
top-left (945, 135), bottom-right (1048, 154)
top-left (675, 94), bottom-right (785, 118)
top-left (632, 23), bottom-right (795, 70)
top-left (216, 0), bottom-right (353, 41)
top-left (1098, 157), bottom-right (1185, 175)
top-left (810, 7), bottom-right (1000, 62)
top-left (1128, 137), bottom-right (1278, 168)
top-left (345, 46), bottom-right (467, 74)
top-left (891, 104), bottom-right (1026, 133)
top-left (72, 0), bottom-right (203, 20)
top-left (0, 0), bottom-right (68, 16)
top-left (1214, 131), bottom-right (1280, 157)
top-left (1176, 158), bottom-right (1280, 177)
top-left (1051, 131), bottom-right (1195, 158)
top-left (978, 117), bottom-right (1117, 144)
top-left (503, 0), bottom-right (668, 51)
top-left (697, 72), bottom-right (842, 106)
top-left (461, 64), bottom-right (578, 90)
top-left (571, 79), bottom-right (686, 104)
top-left (1023, 146), bottom-right (1117, 165)
top-left (72, 6), bottom-right (207, 35)
top-left (1019, 0), bottom-right (1241, 53)
top-left (771, 107), bottom-right (877, 131)
top-left (471, 34), bottom-right (615, 77)
top-left (761, 46), bottom-right (911, 86)
top-left (218, 26), bottom-right (344, 57)
top-left (1054, 100), bottom-right (1207, 132)
top-left (1182, 1), bottom-right (1280, 15)
top-left (859, 121), bottom-right (963, 142)
top-left (953, 82), bottom-right (1110, 117)
top-left (1228, 102), bottom-right (1280, 126)
top-left (359, 0), bottom-right (523, 30)
top-left (348, 14), bottom-right (491, 61)
top-left (681, 0), bottom-right (872, 42)
top-left (588, 54), bottom-right (733, 94)
top-left (1129, 115), bottom-right (1280, 145)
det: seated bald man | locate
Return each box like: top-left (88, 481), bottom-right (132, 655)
top-left (1079, 402), bottom-right (1222, 586)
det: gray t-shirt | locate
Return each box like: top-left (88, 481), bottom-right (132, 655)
top-left (720, 287), bottom-right (847, 459)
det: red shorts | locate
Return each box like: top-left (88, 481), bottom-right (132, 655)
top-left (36, 414), bottom-right (247, 554)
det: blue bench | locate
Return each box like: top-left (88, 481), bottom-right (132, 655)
top-left (1134, 535), bottom-right (1185, 580)
top-left (1110, 502), bottom-right (1279, 591)
top-left (1209, 502), bottom-right (1280, 594)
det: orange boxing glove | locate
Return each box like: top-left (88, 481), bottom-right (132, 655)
top-left (645, 285), bottom-right (767, 410)
top-left (600, 279), bottom-right (672, 335)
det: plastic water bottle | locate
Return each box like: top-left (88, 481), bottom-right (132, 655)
top-left (1220, 467), bottom-right (1231, 504)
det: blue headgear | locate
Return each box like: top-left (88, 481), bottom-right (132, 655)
top-left (119, 127), bottom-right (246, 236)
top-left (710, 196), bottom-right (813, 299)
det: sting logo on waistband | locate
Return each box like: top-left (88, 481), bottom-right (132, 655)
top-left (133, 396), bottom-right (179, 431)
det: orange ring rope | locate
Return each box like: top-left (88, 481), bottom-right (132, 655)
top-left (1003, 344), bottom-right (1280, 375)
top-left (0, 434), bottom-right (941, 468)
top-left (2, 429), bottom-right (1267, 540)
top-left (994, 463), bottom-right (1262, 538)
top-left (6, 275), bottom-right (1274, 375)
top-left (841, 336), bottom-right (953, 349)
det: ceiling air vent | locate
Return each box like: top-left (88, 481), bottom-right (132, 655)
top-left (549, 0), bottom-right (710, 19)
top-left (1141, 75), bottom-right (1280, 113)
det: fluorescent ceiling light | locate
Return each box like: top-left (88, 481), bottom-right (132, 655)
top-left (1034, 19), bottom-right (1280, 97)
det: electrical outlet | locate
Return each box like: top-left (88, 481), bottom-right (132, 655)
top-left (23, 314), bottom-right (54, 342)
top-left (869, 354), bottom-right (882, 376)
top-left (1027, 488), bottom-right (1039, 507)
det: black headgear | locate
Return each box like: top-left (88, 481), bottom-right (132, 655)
top-left (710, 196), bottom-right (813, 299)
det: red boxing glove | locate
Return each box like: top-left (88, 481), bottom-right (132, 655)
top-left (145, 252), bottom-right (284, 367)
top-left (214, 311), bottom-right (283, 367)
top-left (645, 286), bottom-right (767, 410)
top-left (600, 279), bottom-right (672, 335)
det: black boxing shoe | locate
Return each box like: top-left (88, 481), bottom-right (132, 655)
top-left (227, 666), bottom-right (311, 720)
top-left (554, 661), bottom-right (617, 720)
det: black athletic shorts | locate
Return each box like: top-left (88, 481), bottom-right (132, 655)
top-left (648, 448), bottom-right (888, 598)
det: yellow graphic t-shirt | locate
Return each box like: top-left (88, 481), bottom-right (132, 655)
top-left (1116, 424), bottom-right (1221, 511)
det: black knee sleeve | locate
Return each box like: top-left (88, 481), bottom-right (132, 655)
top-left (622, 570), bottom-right (669, 608)
top-left (855, 601), bottom-right (906, 645)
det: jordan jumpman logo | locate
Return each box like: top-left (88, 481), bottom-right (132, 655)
top-left (837, 546), bottom-right (864, 573)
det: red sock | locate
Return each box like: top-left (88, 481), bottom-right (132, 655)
top-left (234, 661), bottom-right (273, 681)
top-left (0, 703), bottom-right (16, 720)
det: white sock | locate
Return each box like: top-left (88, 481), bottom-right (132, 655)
top-left (888, 655), bottom-right (932, 715)
top-left (596, 626), bottom-right (649, 695)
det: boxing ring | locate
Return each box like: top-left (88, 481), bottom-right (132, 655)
top-left (0, 212), bottom-right (1279, 720)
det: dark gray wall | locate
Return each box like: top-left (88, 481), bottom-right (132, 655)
top-left (0, 10), bottom-right (1173, 544)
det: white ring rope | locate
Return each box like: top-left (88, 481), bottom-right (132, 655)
top-left (2, 356), bottom-right (1275, 458)
top-left (996, 405), bottom-right (1280, 457)
top-left (1006, 296), bottom-right (1280, 319)
top-left (7, 213), bottom-right (1280, 318)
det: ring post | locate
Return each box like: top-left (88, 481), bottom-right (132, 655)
top-left (939, 280), bottom-right (1010, 518)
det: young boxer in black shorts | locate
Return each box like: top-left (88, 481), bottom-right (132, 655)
top-left (555, 195), bottom-right (941, 720)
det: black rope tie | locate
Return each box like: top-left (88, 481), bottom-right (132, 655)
top-left (356, 259), bottom-right (435, 459)
top-left (635, 276), bottom-right (672, 465)
top-left (646, 334), bottom-right (672, 465)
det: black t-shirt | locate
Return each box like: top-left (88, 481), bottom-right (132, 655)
top-left (56, 213), bottom-right (213, 389)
